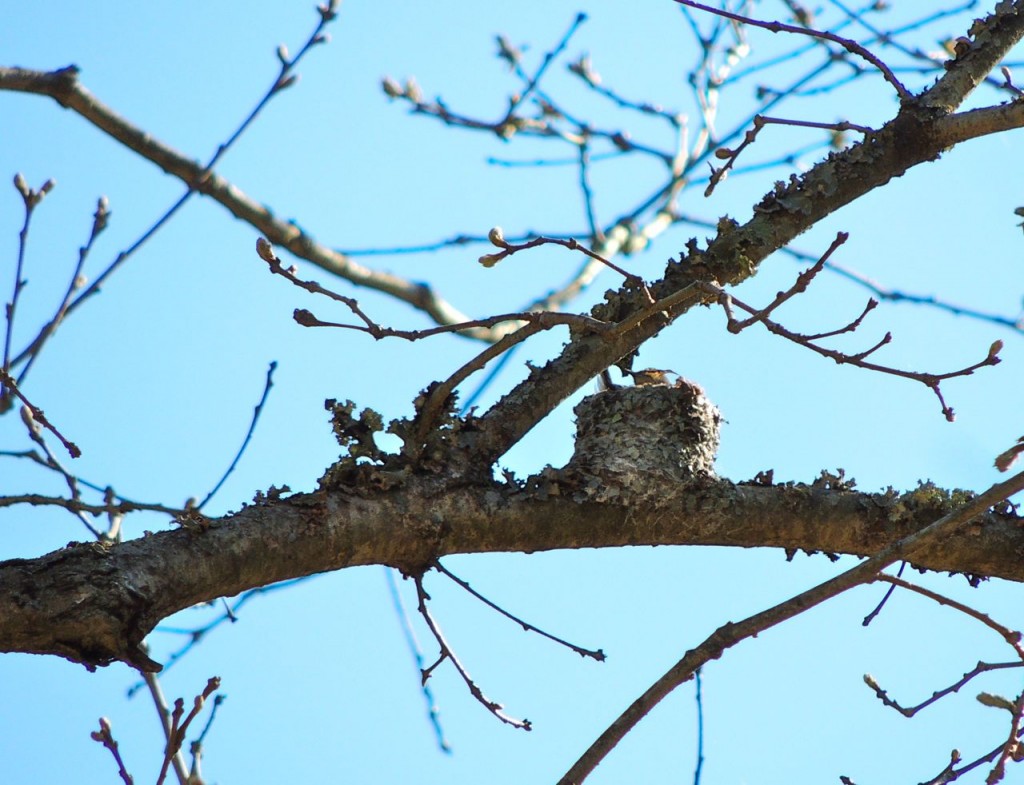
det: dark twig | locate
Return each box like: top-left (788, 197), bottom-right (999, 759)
top-left (480, 232), bottom-right (650, 295)
top-left (503, 13), bottom-right (587, 122)
top-left (407, 321), bottom-right (550, 459)
top-left (14, 195), bottom-right (110, 392)
top-left (384, 568), bottom-right (451, 753)
top-left (0, 493), bottom-right (184, 517)
top-left (674, 0), bottom-right (911, 99)
top-left (578, 136), bottom-right (602, 242)
top-left (917, 727), bottom-right (1024, 785)
top-left (727, 232), bottom-right (849, 330)
top-left (693, 667), bottom-right (705, 785)
top-left (4, 370), bottom-right (80, 458)
top-left (432, 559), bottom-right (605, 661)
top-left (260, 237), bottom-right (608, 342)
top-left (89, 718), bottom-right (134, 785)
top-left (699, 255), bottom-right (1004, 422)
top-left (336, 230), bottom-right (568, 256)
top-left (861, 561), bottom-right (906, 626)
top-left (412, 570), bottom-right (531, 730)
top-left (197, 361), bottom-right (277, 511)
top-left (706, 116), bottom-right (872, 196)
top-left (865, 660), bottom-right (1023, 718)
top-left (875, 575), bottom-right (1024, 659)
top-left (3, 175), bottom-right (56, 405)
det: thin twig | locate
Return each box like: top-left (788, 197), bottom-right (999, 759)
top-left (693, 667), bottom-right (705, 785)
top-left (700, 275), bottom-right (1003, 422)
top-left (384, 568), bottom-right (451, 753)
top-left (675, 0), bottom-right (911, 99)
top-left (197, 361), bottom-right (277, 510)
top-left (706, 116), bottom-right (872, 196)
top-left (503, 13), bottom-right (587, 121)
top-left (15, 195), bottom-right (110, 392)
top-left (142, 671), bottom-right (190, 785)
top-left (3, 370), bottom-right (80, 458)
top-left (432, 559), bottom-right (605, 661)
top-left (876, 575), bottom-right (1024, 659)
top-left (413, 571), bottom-right (531, 730)
top-left (3, 175), bottom-right (55, 403)
top-left (89, 718), bottom-right (134, 785)
top-left (866, 660), bottom-right (1023, 718)
top-left (155, 677), bottom-right (221, 785)
top-left (861, 561), bottom-right (906, 626)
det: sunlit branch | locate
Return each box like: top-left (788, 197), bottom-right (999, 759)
top-left (559, 469), bottom-right (1024, 783)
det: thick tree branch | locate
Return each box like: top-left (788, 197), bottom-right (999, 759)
top-left (1, 472), bottom-right (1022, 670)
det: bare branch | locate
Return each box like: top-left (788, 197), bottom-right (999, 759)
top-left (89, 717), bottom-right (134, 785)
top-left (674, 0), bottom-right (911, 99)
top-left (432, 559), bottom-right (605, 661)
top-left (559, 469), bottom-right (1024, 783)
top-left (413, 570), bottom-right (531, 730)
top-left (197, 361), bottom-right (278, 511)
top-left (2, 371), bottom-right (80, 458)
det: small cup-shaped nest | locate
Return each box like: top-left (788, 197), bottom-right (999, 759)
top-left (567, 379), bottom-right (721, 499)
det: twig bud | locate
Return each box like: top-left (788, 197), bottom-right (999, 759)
top-left (293, 308), bottom-right (320, 327)
top-left (381, 76), bottom-right (403, 99)
top-left (977, 692), bottom-right (1016, 712)
top-left (487, 226), bottom-right (508, 248)
top-left (255, 237), bottom-right (276, 263)
top-left (276, 74), bottom-right (299, 91)
top-left (478, 252), bottom-right (505, 268)
top-left (404, 78), bottom-right (422, 103)
top-left (20, 405), bottom-right (40, 435)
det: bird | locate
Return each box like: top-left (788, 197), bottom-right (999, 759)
top-left (622, 368), bottom-right (676, 386)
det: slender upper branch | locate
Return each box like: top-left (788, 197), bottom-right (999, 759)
top-left (471, 2), bottom-right (1024, 465)
top-left (0, 66), bottom-right (492, 339)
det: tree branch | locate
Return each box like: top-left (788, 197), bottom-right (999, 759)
top-left (0, 65), bottom-right (491, 340)
top-left (1, 472), bottom-right (1022, 670)
top-left (472, 2), bottom-right (1024, 465)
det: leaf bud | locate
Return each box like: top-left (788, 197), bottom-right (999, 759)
top-left (381, 76), bottom-right (402, 99)
top-left (488, 226), bottom-right (508, 248)
top-left (256, 237), bottom-right (276, 262)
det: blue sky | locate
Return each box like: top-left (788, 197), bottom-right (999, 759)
top-left (3, 2), bottom-right (1024, 783)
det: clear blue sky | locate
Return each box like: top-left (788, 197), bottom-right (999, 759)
top-left (3, 2), bottom-right (1024, 783)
